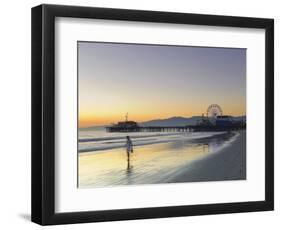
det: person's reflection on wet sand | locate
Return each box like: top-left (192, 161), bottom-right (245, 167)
top-left (127, 159), bottom-right (132, 173)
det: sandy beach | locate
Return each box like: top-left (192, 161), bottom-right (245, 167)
top-left (163, 130), bottom-right (246, 183)
top-left (78, 131), bottom-right (246, 188)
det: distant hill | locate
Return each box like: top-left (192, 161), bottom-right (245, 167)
top-left (140, 116), bottom-right (201, 127)
top-left (140, 115), bottom-right (246, 127)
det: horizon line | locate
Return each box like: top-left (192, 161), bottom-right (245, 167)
top-left (79, 114), bottom-right (247, 129)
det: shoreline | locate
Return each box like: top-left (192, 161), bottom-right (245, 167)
top-left (79, 131), bottom-right (245, 188)
top-left (163, 131), bottom-right (246, 183)
top-left (79, 131), bottom-right (228, 154)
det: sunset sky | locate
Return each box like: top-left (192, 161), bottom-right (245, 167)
top-left (78, 42), bottom-right (246, 128)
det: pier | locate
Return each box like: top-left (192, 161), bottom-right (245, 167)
top-left (105, 107), bottom-right (246, 133)
top-left (105, 126), bottom-right (192, 133)
top-left (105, 124), bottom-right (246, 133)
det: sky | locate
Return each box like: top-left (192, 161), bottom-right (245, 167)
top-left (78, 42), bottom-right (246, 128)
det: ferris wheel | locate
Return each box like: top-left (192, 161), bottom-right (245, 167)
top-left (207, 104), bottom-right (223, 118)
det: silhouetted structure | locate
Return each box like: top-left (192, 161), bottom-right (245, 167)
top-left (106, 121), bottom-right (140, 132)
top-left (105, 106), bottom-right (246, 133)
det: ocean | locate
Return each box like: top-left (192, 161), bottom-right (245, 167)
top-left (79, 126), bottom-right (232, 153)
top-left (78, 127), bottom-right (243, 188)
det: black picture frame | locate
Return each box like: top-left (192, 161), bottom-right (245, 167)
top-left (31, 4), bottom-right (274, 225)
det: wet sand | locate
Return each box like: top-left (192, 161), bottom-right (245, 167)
top-left (78, 131), bottom-right (246, 188)
top-left (163, 131), bottom-right (246, 183)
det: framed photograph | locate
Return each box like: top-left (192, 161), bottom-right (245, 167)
top-left (31, 4), bottom-right (274, 225)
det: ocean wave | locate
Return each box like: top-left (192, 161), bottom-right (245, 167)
top-left (79, 133), bottom-right (180, 143)
top-left (79, 131), bottom-right (227, 154)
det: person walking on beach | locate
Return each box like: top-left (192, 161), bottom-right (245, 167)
top-left (126, 136), bottom-right (133, 162)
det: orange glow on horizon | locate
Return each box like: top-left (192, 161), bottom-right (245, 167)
top-left (79, 104), bottom-right (246, 128)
